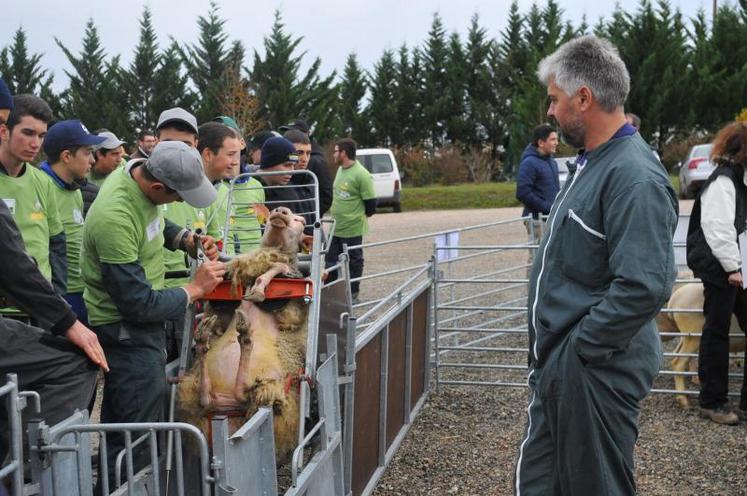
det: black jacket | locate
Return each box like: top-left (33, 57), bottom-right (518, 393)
top-left (306, 142), bottom-right (333, 215)
top-left (687, 164), bottom-right (747, 287)
top-left (81, 180), bottom-right (100, 218)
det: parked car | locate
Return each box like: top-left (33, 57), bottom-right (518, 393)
top-left (554, 156), bottom-right (575, 189)
top-left (678, 143), bottom-right (714, 199)
top-left (356, 148), bottom-right (403, 212)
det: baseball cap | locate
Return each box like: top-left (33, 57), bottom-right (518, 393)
top-left (212, 115), bottom-right (241, 132)
top-left (278, 118), bottom-right (310, 134)
top-left (95, 131), bottom-right (126, 151)
top-left (0, 79), bottom-right (13, 111)
top-left (260, 137), bottom-right (299, 169)
top-left (156, 107), bottom-right (198, 134)
top-left (145, 141), bottom-right (216, 208)
top-left (43, 120), bottom-right (106, 156)
top-left (249, 130), bottom-right (281, 151)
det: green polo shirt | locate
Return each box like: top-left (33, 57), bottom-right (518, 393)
top-left (161, 200), bottom-right (220, 288)
top-left (330, 161), bottom-right (376, 238)
top-left (0, 163), bottom-right (63, 281)
top-left (214, 179), bottom-right (266, 255)
top-left (45, 176), bottom-right (86, 293)
top-left (81, 166), bottom-right (166, 326)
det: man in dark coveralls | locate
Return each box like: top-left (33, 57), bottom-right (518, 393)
top-left (514, 36), bottom-right (678, 495)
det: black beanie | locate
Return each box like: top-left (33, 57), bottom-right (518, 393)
top-left (260, 137), bottom-right (299, 169)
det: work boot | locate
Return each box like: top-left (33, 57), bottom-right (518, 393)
top-left (698, 405), bottom-right (740, 425)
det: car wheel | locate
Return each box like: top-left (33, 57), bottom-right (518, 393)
top-left (393, 202), bottom-right (402, 213)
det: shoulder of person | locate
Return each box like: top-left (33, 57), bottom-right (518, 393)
top-left (601, 138), bottom-right (674, 200)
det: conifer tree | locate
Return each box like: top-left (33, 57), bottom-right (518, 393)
top-left (0, 28), bottom-right (60, 116)
top-left (152, 42), bottom-right (198, 129)
top-left (125, 6), bottom-right (161, 133)
top-left (494, 1), bottom-right (531, 176)
top-left (249, 11), bottom-right (337, 140)
top-left (56, 19), bottom-right (129, 136)
top-left (421, 13), bottom-right (450, 148)
top-left (177, 1), bottom-right (243, 122)
top-left (444, 32), bottom-right (468, 145)
top-left (392, 44), bottom-right (423, 146)
top-left (368, 49), bottom-right (398, 146)
top-left (463, 14), bottom-right (493, 149)
top-left (338, 53), bottom-right (369, 143)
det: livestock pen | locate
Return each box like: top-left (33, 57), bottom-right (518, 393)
top-left (2, 204), bottom-right (745, 495)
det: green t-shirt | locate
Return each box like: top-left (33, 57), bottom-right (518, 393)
top-left (46, 177), bottom-right (85, 293)
top-left (81, 166), bottom-right (166, 326)
top-left (330, 161), bottom-right (376, 238)
top-left (213, 179), bottom-right (266, 255)
top-left (0, 164), bottom-right (63, 281)
top-left (161, 200), bottom-right (221, 288)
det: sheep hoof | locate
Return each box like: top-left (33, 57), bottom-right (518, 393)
top-left (245, 286), bottom-right (266, 302)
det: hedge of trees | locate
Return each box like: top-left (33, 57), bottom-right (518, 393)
top-left (2, 0), bottom-right (747, 180)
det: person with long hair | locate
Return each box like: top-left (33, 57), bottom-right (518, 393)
top-left (686, 121), bottom-right (747, 425)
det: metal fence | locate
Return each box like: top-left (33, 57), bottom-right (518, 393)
top-left (431, 215), bottom-right (746, 403)
top-left (0, 373), bottom-right (40, 496)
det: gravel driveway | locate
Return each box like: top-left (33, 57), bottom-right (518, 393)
top-left (360, 205), bottom-right (747, 496)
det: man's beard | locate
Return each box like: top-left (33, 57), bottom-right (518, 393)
top-left (559, 117), bottom-right (586, 149)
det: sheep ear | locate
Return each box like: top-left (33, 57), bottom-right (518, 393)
top-left (301, 235), bottom-right (313, 253)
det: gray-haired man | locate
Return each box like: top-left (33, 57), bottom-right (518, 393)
top-left (514, 36), bottom-right (677, 495)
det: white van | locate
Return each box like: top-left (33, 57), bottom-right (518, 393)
top-left (355, 148), bottom-right (403, 212)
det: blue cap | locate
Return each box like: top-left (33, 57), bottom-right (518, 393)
top-left (260, 137), bottom-right (299, 169)
top-left (43, 120), bottom-right (107, 155)
top-left (0, 79), bottom-right (13, 110)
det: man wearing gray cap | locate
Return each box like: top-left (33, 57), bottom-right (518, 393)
top-left (81, 141), bottom-right (225, 479)
top-left (156, 107), bottom-right (199, 147)
top-left (89, 131), bottom-right (126, 188)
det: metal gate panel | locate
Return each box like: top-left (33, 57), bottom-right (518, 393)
top-left (287, 340), bottom-right (344, 496)
top-left (211, 408), bottom-right (277, 496)
top-left (410, 290), bottom-right (429, 405)
top-left (29, 409), bottom-right (93, 496)
top-left (351, 333), bottom-right (381, 496)
top-left (386, 311), bottom-right (407, 448)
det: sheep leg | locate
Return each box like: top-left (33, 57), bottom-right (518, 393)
top-left (671, 338), bottom-right (691, 409)
top-left (245, 263), bottom-right (292, 302)
top-left (252, 377), bottom-right (291, 415)
top-left (195, 314), bottom-right (219, 408)
top-left (233, 309), bottom-right (255, 402)
top-left (688, 337), bottom-right (701, 386)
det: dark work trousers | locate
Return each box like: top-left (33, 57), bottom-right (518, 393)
top-left (515, 325), bottom-right (661, 495)
top-left (698, 282), bottom-right (747, 410)
top-left (324, 235), bottom-right (364, 296)
top-left (63, 292), bottom-right (89, 327)
top-left (0, 319), bottom-right (97, 461)
top-left (95, 322), bottom-right (167, 487)
top-left (164, 315), bottom-right (186, 363)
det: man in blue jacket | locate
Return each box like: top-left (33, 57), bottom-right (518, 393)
top-left (516, 124), bottom-right (559, 269)
top-left (514, 36), bottom-right (677, 495)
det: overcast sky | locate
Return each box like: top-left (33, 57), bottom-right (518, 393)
top-left (3, 0), bottom-right (713, 90)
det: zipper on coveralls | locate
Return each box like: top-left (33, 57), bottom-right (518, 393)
top-left (530, 169), bottom-right (582, 362)
top-left (567, 209), bottom-right (606, 240)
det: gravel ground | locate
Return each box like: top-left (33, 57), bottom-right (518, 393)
top-left (358, 205), bottom-right (747, 496)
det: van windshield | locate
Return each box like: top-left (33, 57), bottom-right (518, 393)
top-left (359, 154), bottom-right (393, 173)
